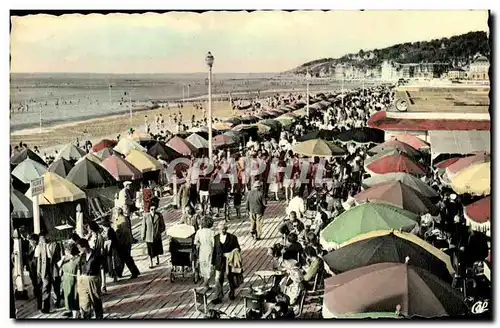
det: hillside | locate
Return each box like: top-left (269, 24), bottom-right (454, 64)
top-left (289, 31), bottom-right (490, 76)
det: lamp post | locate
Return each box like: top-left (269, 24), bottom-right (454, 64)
top-left (305, 70), bottom-right (311, 117)
top-left (205, 51), bottom-right (214, 160)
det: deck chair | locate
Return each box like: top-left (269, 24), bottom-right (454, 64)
top-left (94, 197), bottom-right (112, 218)
top-left (294, 290), bottom-right (307, 317)
top-left (244, 296), bottom-right (262, 318)
top-left (193, 288), bottom-right (209, 315)
top-left (88, 198), bottom-right (102, 220)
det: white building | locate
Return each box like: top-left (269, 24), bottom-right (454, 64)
top-left (468, 55), bottom-right (489, 80)
top-left (381, 61), bottom-right (397, 81)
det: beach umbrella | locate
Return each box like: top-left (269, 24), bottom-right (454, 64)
top-left (297, 129), bottom-right (335, 141)
top-left (66, 158), bottom-right (116, 189)
top-left (232, 124), bottom-right (256, 132)
top-left (129, 131), bottom-right (153, 142)
top-left (223, 117), bottom-right (242, 126)
top-left (259, 119), bottom-right (282, 134)
top-left (58, 143), bottom-right (87, 161)
top-left (166, 136), bottom-right (197, 156)
top-left (11, 174), bottom-right (29, 193)
top-left (213, 122), bottom-right (233, 131)
top-left (366, 154), bottom-right (426, 176)
top-left (275, 116), bottom-right (295, 127)
top-left (265, 109), bottom-right (282, 117)
top-left (434, 157), bottom-right (463, 169)
top-left (186, 133), bottom-right (209, 149)
top-left (12, 158), bottom-right (48, 184)
top-left (362, 172), bottom-right (439, 198)
top-left (293, 108), bottom-right (308, 117)
top-left (464, 196), bottom-right (491, 236)
top-left (95, 147), bottom-right (124, 160)
top-left (389, 134), bottom-right (430, 150)
top-left (333, 127), bottom-right (385, 145)
top-left (11, 148), bottom-right (47, 167)
top-left (254, 112), bottom-right (273, 120)
top-left (101, 155), bottom-right (143, 182)
top-left (319, 203), bottom-right (419, 249)
top-left (293, 139), bottom-right (346, 158)
top-left (282, 112), bottom-right (299, 118)
top-left (166, 223), bottom-right (196, 239)
top-left (92, 139), bottom-right (117, 152)
top-left (250, 123), bottom-right (272, 135)
top-left (344, 230), bottom-right (455, 276)
top-left (364, 149), bottom-right (403, 167)
top-left (322, 263), bottom-right (468, 319)
top-left (240, 116), bottom-right (259, 124)
top-left (186, 126), bottom-right (218, 135)
top-left (354, 181), bottom-right (438, 215)
top-left (25, 172), bottom-right (86, 205)
top-left (450, 162), bottom-right (490, 196)
top-left (213, 134), bottom-right (238, 148)
top-left (368, 140), bottom-right (421, 158)
top-left (11, 189), bottom-right (33, 219)
top-left (147, 141), bottom-right (181, 160)
top-left (446, 152), bottom-right (490, 177)
top-left (114, 138), bottom-right (146, 156)
top-left (48, 158), bottom-right (74, 178)
top-left (125, 149), bottom-right (163, 173)
top-left (323, 231), bottom-right (453, 282)
top-left (76, 153), bottom-right (102, 165)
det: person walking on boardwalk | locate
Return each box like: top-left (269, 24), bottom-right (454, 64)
top-left (246, 180), bottom-right (267, 241)
top-left (211, 221), bottom-right (241, 304)
top-left (58, 242), bottom-right (80, 318)
top-left (76, 238), bottom-right (104, 319)
top-left (194, 218), bottom-right (215, 288)
top-left (141, 206), bottom-right (166, 268)
top-left (114, 207), bottom-right (140, 279)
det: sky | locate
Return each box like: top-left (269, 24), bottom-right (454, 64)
top-left (10, 10), bottom-right (489, 74)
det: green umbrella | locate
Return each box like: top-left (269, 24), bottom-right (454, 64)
top-left (319, 203), bottom-right (420, 249)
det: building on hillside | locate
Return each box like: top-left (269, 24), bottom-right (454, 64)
top-left (468, 55), bottom-right (489, 80)
top-left (394, 62), bottom-right (450, 79)
top-left (447, 68), bottom-right (466, 79)
top-left (381, 61), bottom-right (398, 81)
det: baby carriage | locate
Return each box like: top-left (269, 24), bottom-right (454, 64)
top-left (167, 224), bottom-right (199, 283)
top-left (209, 182), bottom-right (229, 221)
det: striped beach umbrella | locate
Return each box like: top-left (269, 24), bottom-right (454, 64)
top-left (25, 172), bottom-right (86, 205)
top-left (12, 158), bottom-right (48, 184)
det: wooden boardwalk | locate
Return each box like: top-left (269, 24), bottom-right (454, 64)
top-left (15, 200), bottom-right (322, 319)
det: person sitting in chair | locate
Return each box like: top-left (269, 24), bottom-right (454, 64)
top-left (282, 233), bottom-right (304, 264)
top-left (302, 246), bottom-right (324, 290)
top-left (279, 211), bottom-right (304, 240)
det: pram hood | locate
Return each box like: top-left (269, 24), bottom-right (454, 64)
top-left (167, 223), bottom-right (195, 239)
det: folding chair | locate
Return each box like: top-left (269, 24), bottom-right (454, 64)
top-left (244, 296), bottom-right (262, 318)
top-left (193, 288), bottom-right (209, 315)
top-left (95, 197), bottom-right (112, 218)
top-left (294, 290), bottom-right (307, 317)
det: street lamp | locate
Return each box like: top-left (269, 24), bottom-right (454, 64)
top-left (205, 51), bottom-right (214, 160)
top-left (305, 70), bottom-right (311, 117)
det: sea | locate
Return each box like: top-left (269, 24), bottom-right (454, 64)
top-left (10, 72), bottom-right (363, 132)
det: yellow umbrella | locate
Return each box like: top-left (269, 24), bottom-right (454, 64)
top-left (125, 149), bottom-right (163, 173)
top-left (451, 162), bottom-right (490, 196)
top-left (213, 122), bottom-right (232, 131)
top-left (114, 138), bottom-right (146, 156)
top-left (25, 172), bottom-right (86, 205)
top-left (275, 116), bottom-right (295, 127)
top-left (251, 123), bottom-right (272, 134)
top-left (293, 139), bottom-right (346, 157)
top-left (343, 229), bottom-right (455, 275)
top-left (77, 153), bottom-right (102, 165)
top-left (293, 108), bottom-right (308, 117)
top-left (129, 131), bottom-right (153, 142)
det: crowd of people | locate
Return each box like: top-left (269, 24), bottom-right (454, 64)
top-left (11, 83), bottom-right (490, 319)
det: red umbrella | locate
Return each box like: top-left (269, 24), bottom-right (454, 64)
top-left (434, 157), bottom-right (462, 169)
top-left (354, 181), bottom-right (438, 215)
top-left (100, 154), bottom-right (143, 181)
top-left (464, 196), bottom-right (490, 235)
top-left (389, 134), bottom-right (430, 150)
top-left (367, 154), bottom-right (426, 176)
top-left (446, 152), bottom-right (490, 175)
top-left (92, 139), bottom-right (118, 152)
top-left (213, 134), bottom-right (237, 148)
top-left (166, 136), bottom-right (197, 155)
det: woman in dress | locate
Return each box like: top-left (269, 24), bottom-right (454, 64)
top-left (141, 206), bottom-right (166, 268)
top-left (194, 218), bottom-right (215, 288)
top-left (58, 241), bottom-right (80, 318)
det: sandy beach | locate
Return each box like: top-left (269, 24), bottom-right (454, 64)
top-left (10, 100), bottom-right (236, 154)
